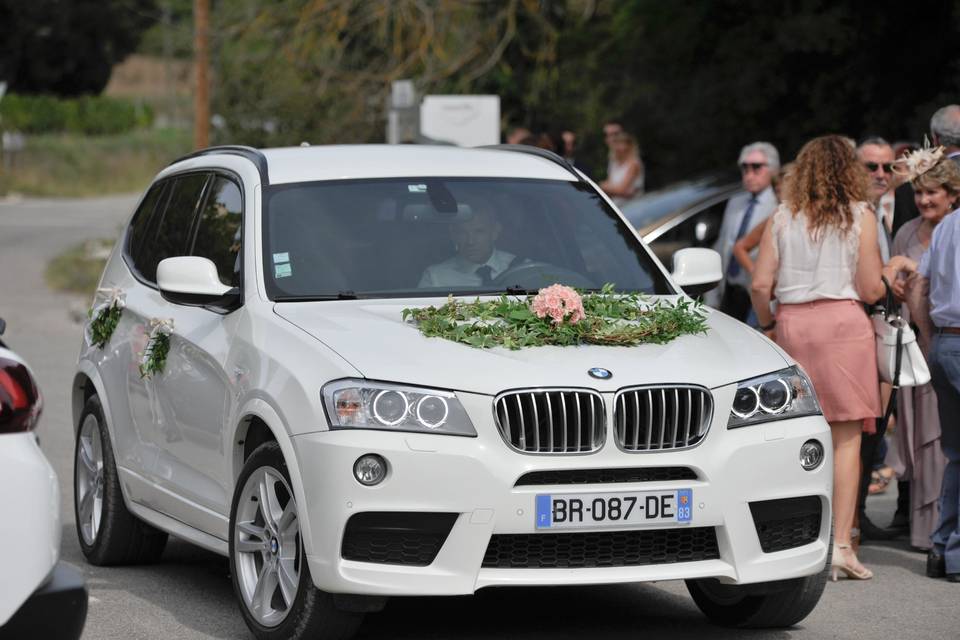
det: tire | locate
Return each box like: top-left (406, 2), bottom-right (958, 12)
top-left (687, 567), bottom-right (828, 629)
top-left (74, 395), bottom-right (168, 565)
top-left (686, 531), bottom-right (831, 628)
top-left (229, 442), bottom-right (364, 640)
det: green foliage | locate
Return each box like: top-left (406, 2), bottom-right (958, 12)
top-left (0, 128), bottom-right (191, 197)
top-left (0, 93), bottom-right (152, 135)
top-left (140, 332), bottom-right (170, 379)
top-left (402, 284), bottom-right (708, 350)
top-left (203, 0), bottom-right (960, 185)
top-left (88, 302), bottom-right (123, 349)
top-left (0, 0), bottom-right (157, 96)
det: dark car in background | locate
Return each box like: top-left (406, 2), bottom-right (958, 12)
top-left (620, 172), bottom-right (743, 266)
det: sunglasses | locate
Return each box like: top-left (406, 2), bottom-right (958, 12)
top-left (864, 162), bottom-right (894, 174)
top-left (739, 162), bottom-right (767, 173)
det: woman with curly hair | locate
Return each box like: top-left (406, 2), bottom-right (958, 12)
top-left (750, 135), bottom-right (915, 581)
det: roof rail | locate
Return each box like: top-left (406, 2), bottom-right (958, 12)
top-left (170, 145), bottom-right (270, 185)
top-left (479, 144), bottom-right (585, 182)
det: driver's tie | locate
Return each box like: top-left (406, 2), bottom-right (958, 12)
top-left (475, 265), bottom-right (493, 286)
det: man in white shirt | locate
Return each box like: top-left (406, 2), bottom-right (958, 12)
top-left (857, 137), bottom-right (896, 262)
top-left (712, 141), bottom-right (779, 323)
top-left (419, 205), bottom-right (517, 288)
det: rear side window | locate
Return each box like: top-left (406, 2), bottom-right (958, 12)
top-left (126, 182), bottom-right (169, 266)
top-left (192, 176), bottom-right (243, 287)
top-left (137, 173), bottom-right (210, 283)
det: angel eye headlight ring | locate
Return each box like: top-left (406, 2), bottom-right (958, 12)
top-left (372, 389), bottom-right (409, 426)
top-left (758, 378), bottom-right (792, 414)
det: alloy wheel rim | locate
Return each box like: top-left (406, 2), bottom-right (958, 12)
top-left (234, 467), bottom-right (301, 627)
top-left (76, 414), bottom-right (105, 546)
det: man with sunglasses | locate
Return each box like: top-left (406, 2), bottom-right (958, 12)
top-left (712, 141), bottom-right (779, 324)
top-left (857, 137), bottom-right (898, 262)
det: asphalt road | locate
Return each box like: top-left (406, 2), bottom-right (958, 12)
top-left (1, 194), bottom-right (956, 640)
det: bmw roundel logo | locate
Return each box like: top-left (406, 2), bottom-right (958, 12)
top-left (588, 368), bottom-right (612, 380)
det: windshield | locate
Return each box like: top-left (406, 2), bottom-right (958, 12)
top-left (263, 178), bottom-right (672, 300)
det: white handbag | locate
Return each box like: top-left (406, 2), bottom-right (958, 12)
top-left (872, 278), bottom-right (931, 388)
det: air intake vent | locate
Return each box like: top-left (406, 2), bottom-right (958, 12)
top-left (482, 527), bottom-right (720, 568)
top-left (515, 467), bottom-right (697, 486)
top-left (494, 389), bottom-right (605, 454)
top-left (614, 386), bottom-right (712, 451)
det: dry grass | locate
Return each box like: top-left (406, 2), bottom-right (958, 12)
top-left (44, 239), bottom-right (114, 297)
top-left (0, 128), bottom-right (192, 197)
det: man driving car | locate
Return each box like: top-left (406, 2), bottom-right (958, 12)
top-left (418, 204), bottom-right (518, 288)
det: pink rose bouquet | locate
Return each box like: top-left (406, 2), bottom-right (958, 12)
top-left (531, 284), bottom-right (585, 325)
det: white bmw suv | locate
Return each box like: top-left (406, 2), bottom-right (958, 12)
top-left (74, 144), bottom-right (832, 639)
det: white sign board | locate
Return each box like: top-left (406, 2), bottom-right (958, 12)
top-left (420, 95), bottom-right (500, 147)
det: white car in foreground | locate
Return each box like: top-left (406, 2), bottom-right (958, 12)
top-left (74, 144), bottom-right (832, 640)
top-left (1, 322), bottom-right (87, 639)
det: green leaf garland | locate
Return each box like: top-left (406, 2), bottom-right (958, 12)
top-left (88, 301), bottom-right (123, 349)
top-left (139, 318), bottom-right (174, 379)
top-left (402, 284), bottom-right (708, 350)
top-left (139, 332), bottom-right (170, 378)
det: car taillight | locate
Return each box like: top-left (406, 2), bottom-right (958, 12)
top-left (0, 357), bottom-right (42, 433)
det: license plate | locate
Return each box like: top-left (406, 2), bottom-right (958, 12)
top-left (535, 489), bottom-right (693, 529)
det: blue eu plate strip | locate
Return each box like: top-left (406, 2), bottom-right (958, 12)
top-left (536, 494), bottom-right (552, 528)
top-left (676, 489), bottom-right (693, 522)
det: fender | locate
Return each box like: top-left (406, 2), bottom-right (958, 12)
top-left (232, 396), bottom-right (318, 557)
top-left (72, 361), bottom-right (114, 439)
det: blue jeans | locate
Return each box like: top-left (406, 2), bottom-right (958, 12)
top-left (929, 334), bottom-right (960, 573)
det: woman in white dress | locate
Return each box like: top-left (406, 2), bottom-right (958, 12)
top-left (600, 132), bottom-right (644, 206)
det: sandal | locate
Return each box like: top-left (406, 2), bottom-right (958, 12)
top-left (869, 466), bottom-right (895, 494)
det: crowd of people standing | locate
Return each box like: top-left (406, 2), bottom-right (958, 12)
top-left (716, 105), bottom-right (960, 584)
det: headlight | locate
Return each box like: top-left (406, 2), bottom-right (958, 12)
top-left (322, 379), bottom-right (476, 436)
top-left (727, 366), bottom-right (821, 428)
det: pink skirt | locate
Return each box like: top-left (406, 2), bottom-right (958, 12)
top-left (775, 299), bottom-right (881, 423)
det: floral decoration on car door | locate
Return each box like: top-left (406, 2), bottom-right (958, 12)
top-left (139, 318), bottom-right (174, 378)
top-left (85, 287), bottom-right (125, 349)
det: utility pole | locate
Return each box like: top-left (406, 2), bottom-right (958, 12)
top-left (193, 0), bottom-right (210, 149)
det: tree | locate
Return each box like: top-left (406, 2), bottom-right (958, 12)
top-left (0, 0), bottom-right (157, 96)
top-left (211, 0), bottom-right (560, 146)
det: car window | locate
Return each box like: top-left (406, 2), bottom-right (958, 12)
top-left (191, 176), bottom-right (242, 287)
top-left (648, 200), bottom-right (727, 266)
top-left (126, 181), bottom-right (169, 270)
top-left (138, 173), bottom-right (210, 283)
top-left (263, 178), bottom-right (672, 299)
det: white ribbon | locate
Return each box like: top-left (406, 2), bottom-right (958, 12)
top-left (147, 317), bottom-right (175, 338)
top-left (95, 286), bottom-right (126, 310)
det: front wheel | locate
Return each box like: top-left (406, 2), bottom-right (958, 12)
top-left (229, 442), bottom-right (363, 640)
top-left (688, 524), bottom-right (832, 629)
top-left (686, 566), bottom-right (828, 628)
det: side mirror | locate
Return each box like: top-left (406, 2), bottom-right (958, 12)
top-left (671, 248), bottom-right (722, 297)
top-left (157, 257), bottom-right (239, 310)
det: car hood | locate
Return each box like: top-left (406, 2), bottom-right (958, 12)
top-left (273, 298), bottom-right (790, 395)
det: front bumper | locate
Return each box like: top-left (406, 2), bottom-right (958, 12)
top-left (293, 387), bottom-right (832, 596)
top-left (0, 563), bottom-right (88, 639)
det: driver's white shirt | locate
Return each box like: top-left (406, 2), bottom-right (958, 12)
top-left (418, 249), bottom-right (516, 288)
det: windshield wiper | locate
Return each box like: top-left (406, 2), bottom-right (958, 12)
top-left (274, 291), bottom-right (360, 301)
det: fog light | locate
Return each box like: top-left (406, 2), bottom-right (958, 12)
top-left (354, 454), bottom-right (387, 486)
top-left (799, 440), bottom-right (824, 471)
